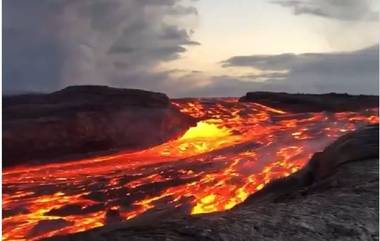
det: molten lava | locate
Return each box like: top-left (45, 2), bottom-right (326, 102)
top-left (2, 98), bottom-right (378, 241)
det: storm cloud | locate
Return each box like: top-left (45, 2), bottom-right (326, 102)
top-left (191, 45), bottom-right (379, 97)
top-left (3, 0), bottom-right (378, 97)
top-left (3, 0), bottom-right (198, 93)
top-left (272, 0), bottom-right (378, 21)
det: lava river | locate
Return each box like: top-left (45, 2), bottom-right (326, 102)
top-left (2, 98), bottom-right (379, 241)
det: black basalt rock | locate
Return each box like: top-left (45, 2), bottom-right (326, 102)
top-left (3, 85), bottom-right (196, 166)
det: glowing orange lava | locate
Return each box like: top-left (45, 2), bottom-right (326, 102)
top-left (2, 98), bottom-right (378, 241)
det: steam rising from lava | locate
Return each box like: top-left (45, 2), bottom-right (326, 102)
top-left (2, 99), bottom-right (378, 241)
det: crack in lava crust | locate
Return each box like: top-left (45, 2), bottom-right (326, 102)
top-left (2, 98), bottom-right (379, 241)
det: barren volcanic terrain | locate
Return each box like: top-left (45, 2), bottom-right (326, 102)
top-left (2, 87), bottom-right (379, 241)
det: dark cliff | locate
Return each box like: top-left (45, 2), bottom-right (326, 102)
top-left (3, 86), bottom-right (196, 166)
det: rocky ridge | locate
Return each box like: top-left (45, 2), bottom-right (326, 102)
top-left (240, 92), bottom-right (379, 113)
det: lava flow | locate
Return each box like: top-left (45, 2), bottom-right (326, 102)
top-left (2, 98), bottom-right (379, 241)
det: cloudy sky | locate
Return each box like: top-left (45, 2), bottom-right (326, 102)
top-left (3, 0), bottom-right (379, 97)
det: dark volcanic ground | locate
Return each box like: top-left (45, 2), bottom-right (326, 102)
top-left (240, 91), bottom-right (378, 113)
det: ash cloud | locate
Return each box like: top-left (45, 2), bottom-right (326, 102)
top-left (3, 0), bottom-right (198, 94)
top-left (272, 0), bottom-right (378, 21)
top-left (189, 45), bottom-right (379, 97)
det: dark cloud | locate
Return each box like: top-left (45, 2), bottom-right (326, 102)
top-left (272, 0), bottom-right (378, 21)
top-left (190, 45), bottom-right (379, 97)
top-left (222, 53), bottom-right (299, 70)
top-left (239, 72), bottom-right (288, 80)
top-left (3, 0), bottom-right (198, 94)
top-left (167, 5), bottom-right (198, 15)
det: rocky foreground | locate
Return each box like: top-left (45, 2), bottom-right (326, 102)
top-left (46, 124), bottom-right (379, 241)
top-left (3, 86), bottom-right (195, 166)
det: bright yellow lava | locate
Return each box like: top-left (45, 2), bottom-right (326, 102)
top-left (180, 121), bottom-right (231, 140)
top-left (192, 194), bottom-right (218, 214)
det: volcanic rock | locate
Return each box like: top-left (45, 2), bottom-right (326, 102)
top-left (105, 208), bottom-right (124, 224)
top-left (45, 203), bottom-right (105, 217)
top-left (3, 206), bottom-right (29, 218)
top-left (45, 124), bottom-right (379, 241)
top-left (3, 85), bottom-right (196, 166)
top-left (240, 92), bottom-right (379, 113)
top-left (28, 219), bottom-right (73, 239)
